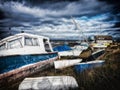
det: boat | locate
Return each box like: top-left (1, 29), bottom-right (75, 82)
top-left (74, 60), bottom-right (105, 72)
top-left (79, 47), bottom-right (92, 59)
top-left (19, 76), bottom-right (79, 90)
top-left (53, 17), bottom-right (89, 58)
top-left (0, 33), bottom-right (58, 88)
top-left (54, 59), bottom-right (82, 69)
top-left (58, 49), bottom-right (83, 57)
top-left (72, 43), bottom-right (88, 52)
top-left (70, 42), bottom-right (89, 56)
top-left (53, 44), bottom-right (76, 57)
top-left (53, 43), bottom-right (88, 57)
top-left (92, 49), bottom-right (105, 59)
top-left (92, 43), bottom-right (109, 48)
top-left (91, 35), bottom-right (113, 49)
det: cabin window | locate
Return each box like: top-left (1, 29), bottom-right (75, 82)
top-left (8, 38), bottom-right (22, 49)
top-left (25, 37), bottom-right (33, 46)
top-left (33, 38), bottom-right (39, 46)
top-left (0, 43), bottom-right (6, 50)
top-left (25, 37), bottom-right (39, 46)
top-left (43, 39), bottom-right (51, 52)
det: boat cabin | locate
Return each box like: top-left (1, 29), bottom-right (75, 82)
top-left (0, 33), bottom-right (53, 56)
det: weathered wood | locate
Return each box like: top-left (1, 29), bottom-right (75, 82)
top-left (0, 57), bottom-right (58, 89)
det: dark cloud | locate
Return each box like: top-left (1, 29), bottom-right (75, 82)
top-left (0, 0), bottom-right (120, 40)
top-left (114, 22), bottom-right (120, 27)
top-left (98, 0), bottom-right (120, 15)
top-left (0, 10), bottom-right (6, 19)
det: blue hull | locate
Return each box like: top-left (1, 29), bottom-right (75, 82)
top-left (74, 61), bottom-right (105, 73)
top-left (0, 53), bottom-right (58, 74)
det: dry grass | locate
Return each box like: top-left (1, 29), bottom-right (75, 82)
top-left (4, 43), bottom-right (120, 90)
top-left (30, 47), bottom-right (120, 90)
top-left (75, 44), bottom-right (120, 90)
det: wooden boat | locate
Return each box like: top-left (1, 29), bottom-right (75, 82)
top-left (92, 49), bottom-right (105, 59)
top-left (0, 33), bottom-right (58, 88)
top-left (79, 48), bottom-right (92, 59)
top-left (19, 76), bottom-right (79, 90)
top-left (54, 59), bottom-right (82, 69)
top-left (74, 60), bottom-right (105, 72)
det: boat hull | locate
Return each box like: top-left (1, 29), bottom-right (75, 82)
top-left (54, 59), bottom-right (82, 69)
top-left (19, 76), bottom-right (79, 90)
top-left (74, 60), bottom-right (105, 73)
top-left (0, 52), bottom-right (58, 74)
top-left (0, 52), bottom-right (58, 89)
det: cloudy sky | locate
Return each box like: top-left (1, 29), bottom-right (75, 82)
top-left (0, 0), bottom-right (120, 40)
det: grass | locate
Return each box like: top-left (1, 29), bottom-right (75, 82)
top-left (75, 43), bottom-right (120, 90)
top-left (76, 63), bottom-right (120, 90)
top-left (29, 46), bottom-right (120, 90)
top-left (3, 43), bottom-right (120, 90)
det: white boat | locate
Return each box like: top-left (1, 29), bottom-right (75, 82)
top-left (72, 42), bottom-right (89, 50)
top-left (54, 17), bottom-right (89, 57)
top-left (19, 76), bottom-right (79, 90)
top-left (54, 43), bottom-right (88, 57)
top-left (53, 44), bottom-right (78, 57)
top-left (54, 59), bottom-right (82, 69)
top-left (71, 42), bottom-right (89, 56)
top-left (0, 33), bottom-right (58, 83)
top-left (58, 50), bottom-right (82, 57)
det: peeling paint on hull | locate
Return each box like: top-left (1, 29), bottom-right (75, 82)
top-left (0, 53), bottom-right (58, 89)
top-left (0, 53), bottom-right (58, 74)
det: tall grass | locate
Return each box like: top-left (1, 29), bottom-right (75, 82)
top-left (75, 44), bottom-right (120, 90)
top-left (75, 63), bottom-right (120, 90)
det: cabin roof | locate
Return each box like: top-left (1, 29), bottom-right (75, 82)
top-left (0, 33), bottom-right (49, 44)
top-left (94, 35), bottom-right (113, 40)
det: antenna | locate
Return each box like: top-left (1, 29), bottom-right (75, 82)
top-left (21, 31), bottom-right (24, 33)
top-left (9, 27), bottom-right (12, 35)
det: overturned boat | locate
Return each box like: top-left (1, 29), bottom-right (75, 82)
top-left (0, 33), bottom-right (58, 88)
top-left (19, 76), bottom-right (79, 90)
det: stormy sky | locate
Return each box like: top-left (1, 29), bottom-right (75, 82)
top-left (0, 0), bottom-right (120, 40)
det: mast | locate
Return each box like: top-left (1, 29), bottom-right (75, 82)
top-left (71, 16), bottom-right (88, 43)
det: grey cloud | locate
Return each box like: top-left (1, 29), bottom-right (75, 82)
top-left (0, 0), bottom-right (118, 40)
